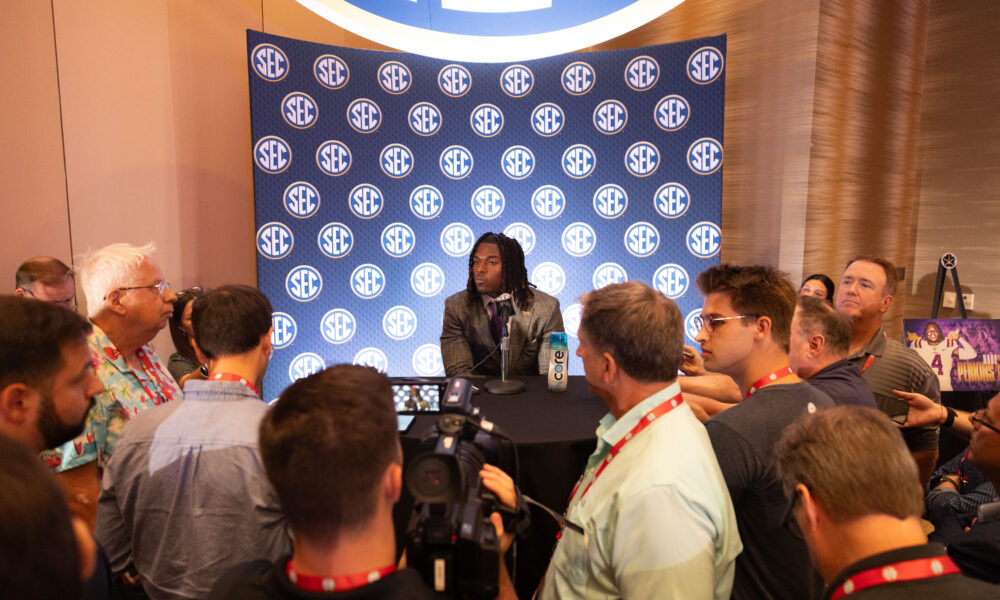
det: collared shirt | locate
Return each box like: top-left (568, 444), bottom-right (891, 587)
top-left (847, 326), bottom-right (940, 451)
top-left (42, 322), bottom-right (181, 473)
top-left (96, 379), bottom-right (291, 600)
top-left (807, 359), bottom-right (877, 407)
top-left (537, 382), bottom-right (742, 600)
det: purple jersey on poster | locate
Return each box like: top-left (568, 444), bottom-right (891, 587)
top-left (903, 318), bottom-right (1000, 392)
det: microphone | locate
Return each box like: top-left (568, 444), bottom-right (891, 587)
top-left (493, 293), bottom-right (515, 335)
top-left (485, 291), bottom-right (525, 395)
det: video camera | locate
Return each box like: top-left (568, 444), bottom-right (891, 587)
top-left (404, 378), bottom-right (528, 599)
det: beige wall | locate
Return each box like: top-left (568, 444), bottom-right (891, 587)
top-left (2, 0), bottom-right (995, 357)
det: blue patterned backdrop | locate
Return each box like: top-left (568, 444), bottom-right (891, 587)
top-left (247, 29), bottom-right (726, 401)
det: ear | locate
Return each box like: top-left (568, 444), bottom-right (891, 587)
top-left (14, 288), bottom-right (27, 298)
top-left (753, 315), bottom-right (773, 341)
top-left (808, 333), bottom-right (825, 357)
top-left (797, 483), bottom-right (822, 535)
top-left (261, 327), bottom-right (273, 359)
top-left (104, 289), bottom-right (128, 316)
top-left (880, 293), bottom-right (895, 314)
top-left (383, 462), bottom-right (402, 505)
top-left (0, 383), bottom-right (36, 424)
top-left (190, 337), bottom-right (209, 365)
top-left (600, 351), bottom-right (618, 385)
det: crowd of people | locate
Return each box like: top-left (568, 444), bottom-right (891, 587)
top-left (2, 239), bottom-right (999, 599)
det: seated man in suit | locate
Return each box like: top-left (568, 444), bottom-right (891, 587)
top-left (441, 232), bottom-right (564, 377)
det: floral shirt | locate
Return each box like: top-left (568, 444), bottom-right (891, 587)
top-left (42, 322), bottom-right (182, 474)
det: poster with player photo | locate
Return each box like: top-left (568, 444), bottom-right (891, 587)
top-left (902, 318), bottom-right (1000, 392)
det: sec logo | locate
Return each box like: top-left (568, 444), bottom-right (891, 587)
top-left (254, 136), bottom-right (291, 174)
top-left (653, 264), bottom-right (690, 299)
top-left (531, 103), bottom-right (564, 137)
top-left (654, 183), bottom-right (690, 219)
top-left (410, 185), bottom-right (443, 220)
top-left (256, 222), bottom-right (294, 260)
top-left (440, 223), bottom-right (474, 257)
top-left (354, 348), bottom-right (388, 373)
top-left (349, 184), bottom-right (384, 219)
top-left (501, 65), bottom-right (533, 97)
top-left (625, 142), bottom-right (659, 177)
top-left (410, 262), bottom-right (446, 298)
top-left (592, 263), bottom-right (628, 289)
top-left (471, 186), bottom-right (505, 220)
top-left (561, 62), bottom-right (595, 95)
top-left (314, 54), bottom-right (349, 89)
top-left (409, 102), bottom-right (442, 136)
top-left (381, 223), bottom-right (416, 258)
top-left (624, 222), bottom-right (660, 258)
top-left (288, 352), bottom-right (325, 383)
top-left (439, 64), bottom-right (472, 97)
top-left (688, 46), bottom-right (724, 85)
top-left (593, 100), bottom-right (628, 135)
top-left (470, 104), bottom-right (503, 138)
top-left (684, 309), bottom-right (703, 343)
top-left (687, 221), bottom-right (722, 258)
top-left (562, 303), bottom-right (583, 338)
top-left (316, 140), bottom-right (351, 176)
top-left (347, 99), bottom-right (382, 134)
top-left (351, 264), bottom-right (386, 299)
top-left (383, 306), bottom-right (418, 341)
top-left (320, 308), bottom-right (356, 344)
top-left (270, 312), bottom-right (297, 349)
top-left (593, 184), bottom-right (628, 219)
top-left (381, 144), bottom-right (414, 178)
top-left (503, 223), bottom-right (535, 255)
top-left (531, 185), bottom-right (565, 220)
top-left (502, 146), bottom-right (534, 180)
top-left (412, 344), bottom-right (444, 377)
top-left (532, 262), bottom-right (566, 296)
top-left (283, 182), bottom-right (320, 219)
top-left (688, 138), bottom-right (723, 175)
top-left (562, 144), bottom-right (595, 179)
top-left (655, 95), bottom-right (690, 132)
top-left (251, 43), bottom-right (288, 82)
top-left (440, 145), bottom-right (473, 180)
top-left (625, 56), bottom-right (659, 91)
top-left (285, 265), bottom-right (322, 302)
top-left (282, 92), bottom-right (317, 129)
top-left (378, 61), bottom-right (412, 94)
top-left (317, 222), bottom-right (353, 259)
top-left (562, 222), bottom-right (597, 257)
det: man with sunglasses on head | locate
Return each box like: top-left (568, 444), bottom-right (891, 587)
top-left (43, 242), bottom-right (182, 531)
top-left (695, 264), bottom-right (834, 600)
top-left (774, 405), bottom-right (999, 598)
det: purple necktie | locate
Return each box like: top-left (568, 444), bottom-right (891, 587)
top-left (489, 300), bottom-right (503, 343)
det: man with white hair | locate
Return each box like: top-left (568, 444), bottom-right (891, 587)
top-left (43, 242), bottom-right (181, 529)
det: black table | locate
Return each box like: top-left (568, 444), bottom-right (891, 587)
top-left (394, 376), bottom-right (607, 598)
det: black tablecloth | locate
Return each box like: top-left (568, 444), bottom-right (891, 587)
top-left (394, 375), bottom-right (607, 598)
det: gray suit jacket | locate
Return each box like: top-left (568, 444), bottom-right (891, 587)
top-left (440, 289), bottom-right (564, 377)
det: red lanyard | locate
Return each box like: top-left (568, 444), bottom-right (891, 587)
top-left (568, 392), bottom-right (684, 505)
top-left (745, 366), bottom-right (795, 398)
top-left (829, 555), bottom-right (960, 600)
top-left (133, 348), bottom-right (175, 406)
top-left (209, 372), bottom-right (260, 396)
top-left (285, 560), bottom-right (396, 593)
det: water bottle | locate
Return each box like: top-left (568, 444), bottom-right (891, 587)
top-left (547, 332), bottom-right (568, 392)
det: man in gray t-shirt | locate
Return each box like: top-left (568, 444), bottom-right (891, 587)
top-left (694, 264), bottom-right (834, 600)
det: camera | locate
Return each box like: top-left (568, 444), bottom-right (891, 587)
top-left (404, 378), bottom-right (526, 599)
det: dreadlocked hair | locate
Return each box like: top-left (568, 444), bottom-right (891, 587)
top-left (465, 232), bottom-right (535, 309)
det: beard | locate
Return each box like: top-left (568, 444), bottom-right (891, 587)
top-left (37, 391), bottom-right (92, 449)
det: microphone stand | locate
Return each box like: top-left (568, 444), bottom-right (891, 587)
top-left (485, 304), bottom-right (526, 395)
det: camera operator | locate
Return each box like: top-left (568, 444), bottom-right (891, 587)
top-left (487, 281), bottom-right (742, 599)
top-left (210, 364), bottom-right (515, 599)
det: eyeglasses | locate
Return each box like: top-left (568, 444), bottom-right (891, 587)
top-left (176, 286), bottom-right (204, 298)
top-left (781, 491), bottom-right (804, 540)
top-left (105, 281), bottom-right (171, 300)
top-left (971, 409), bottom-right (1000, 436)
top-left (693, 314), bottom-right (759, 332)
top-left (21, 288), bottom-right (78, 311)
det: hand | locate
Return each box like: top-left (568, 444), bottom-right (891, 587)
top-left (892, 390), bottom-right (944, 427)
top-left (946, 330), bottom-right (960, 341)
top-left (681, 345), bottom-right (707, 377)
top-left (480, 464), bottom-right (516, 509)
top-left (906, 331), bottom-right (920, 342)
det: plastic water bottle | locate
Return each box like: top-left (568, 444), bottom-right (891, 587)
top-left (547, 332), bottom-right (568, 392)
